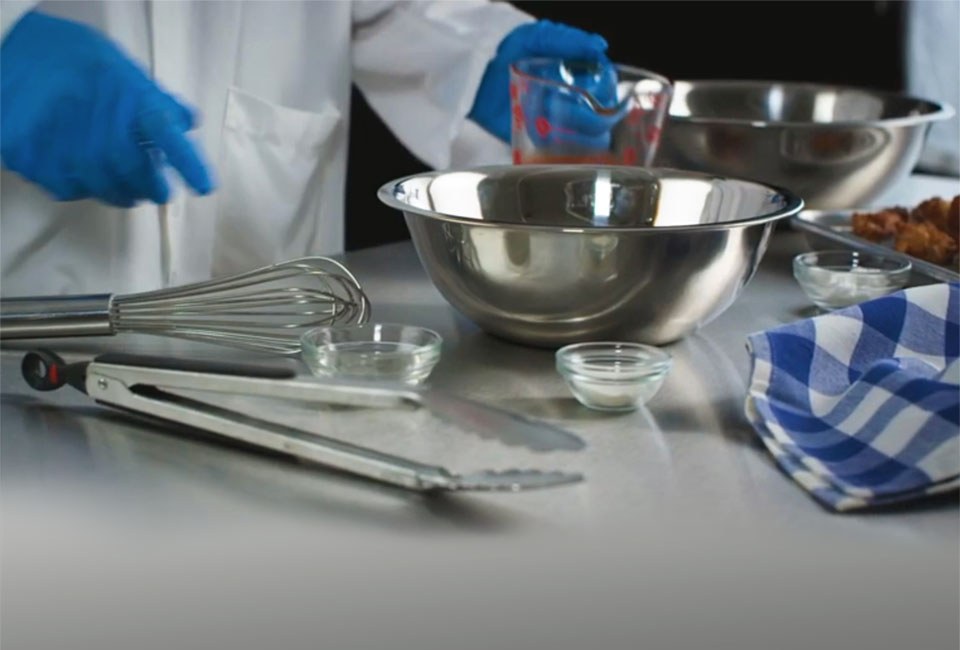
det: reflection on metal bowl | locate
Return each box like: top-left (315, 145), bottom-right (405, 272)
top-left (654, 80), bottom-right (954, 209)
top-left (378, 165), bottom-right (803, 347)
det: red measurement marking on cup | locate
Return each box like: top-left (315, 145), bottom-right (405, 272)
top-left (513, 149), bottom-right (522, 164)
top-left (513, 103), bottom-right (525, 126)
top-left (535, 117), bottom-right (551, 137)
top-left (623, 146), bottom-right (637, 165)
top-left (509, 83), bottom-right (518, 101)
top-left (646, 125), bottom-right (661, 143)
top-left (540, 120), bottom-right (580, 140)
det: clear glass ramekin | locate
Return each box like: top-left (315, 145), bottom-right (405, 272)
top-left (301, 323), bottom-right (442, 384)
top-left (556, 342), bottom-right (672, 412)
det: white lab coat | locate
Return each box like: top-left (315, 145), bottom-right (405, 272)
top-left (905, 0), bottom-right (960, 176)
top-left (0, 0), bottom-right (528, 296)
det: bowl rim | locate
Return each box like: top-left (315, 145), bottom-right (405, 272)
top-left (666, 79), bottom-right (956, 128)
top-left (792, 249), bottom-right (913, 274)
top-left (300, 322), bottom-right (444, 359)
top-left (377, 165), bottom-right (805, 233)
top-left (555, 341), bottom-right (673, 378)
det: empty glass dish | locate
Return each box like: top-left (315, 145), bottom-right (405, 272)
top-left (793, 250), bottom-right (911, 311)
top-left (556, 342), bottom-right (672, 412)
top-left (301, 323), bottom-right (442, 384)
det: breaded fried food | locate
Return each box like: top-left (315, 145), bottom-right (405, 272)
top-left (894, 220), bottom-right (959, 265)
top-left (948, 196), bottom-right (959, 241)
top-left (851, 208), bottom-right (907, 241)
top-left (911, 196), bottom-right (953, 233)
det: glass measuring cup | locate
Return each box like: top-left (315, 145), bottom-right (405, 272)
top-left (510, 58), bottom-right (672, 166)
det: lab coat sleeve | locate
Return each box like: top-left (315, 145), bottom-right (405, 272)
top-left (1, 1), bottom-right (37, 38)
top-left (351, 0), bottom-right (532, 169)
top-left (905, 0), bottom-right (959, 175)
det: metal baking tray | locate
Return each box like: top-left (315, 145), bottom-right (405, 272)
top-left (790, 210), bottom-right (960, 283)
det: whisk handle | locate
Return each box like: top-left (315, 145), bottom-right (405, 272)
top-left (0, 294), bottom-right (114, 339)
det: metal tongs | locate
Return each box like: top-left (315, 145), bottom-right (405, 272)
top-left (21, 350), bottom-right (585, 492)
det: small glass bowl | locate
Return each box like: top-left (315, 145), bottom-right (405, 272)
top-left (556, 342), bottom-right (672, 412)
top-left (793, 250), bottom-right (911, 311)
top-left (301, 323), bottom-right (442, 384)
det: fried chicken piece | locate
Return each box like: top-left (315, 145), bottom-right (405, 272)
top-left (948, 195), bottom-right (959, 242)
top-left (911, 197), bottom-right (952, 232)
top-left (851, 208), bottom-right (907, 242)
top-left (894, 221), bottom-right (959, 265)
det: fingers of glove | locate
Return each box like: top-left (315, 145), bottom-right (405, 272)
top-left (73, 166), bottom-right (135, 207)
top-left (140, 152), bottom-right (173, 205)
top-left (522, 88), bottom-right (620, 147)
top-left (27, 148), bottom-right (87, 202)
top-left (510, 20), bottom-right (608, 61)
top-left (113, 71), bottom-right (200, 201)
top-left (42, 154), bottom-right (87, 202)
top-left (147, 89), bottom-right (197, 131)
top-left (73, 72), bottom-right (138, 206)
top-left (102, 87), bottom-right (172, 204)
top-left (0, 10), bottom-right (153, 205)
top-left (77, 154), bottom-right (136, 206)
top-left (170, 94), bottom-right (197, 131)
top-left (523, 90), bottom-right (621, 151)
top-left (469, 20), bottom-right (610, 144)
top-left (107, 144), bottom-right (171, 205)
top-left (137, 92), bottom-right (213, 196)
top-left (555, 92), bottom-right (624, 135)
top-left (567, 61), bottom-right (620, 109)
top-left (37, 99), bottom-right (89, 201)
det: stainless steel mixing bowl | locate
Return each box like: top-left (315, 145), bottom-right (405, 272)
top-left (378, 165), bottom-right (803, 347)
top-left (653, 80), bottom-right (954, 209)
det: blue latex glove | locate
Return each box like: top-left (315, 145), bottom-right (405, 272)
top-left (519, 58), bottom-right (622, 153)
top-left (0, 11), bottom-right (213, 207)
top-left (468, 19), bottom-right (617, 145)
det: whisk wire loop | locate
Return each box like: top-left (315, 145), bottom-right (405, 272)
top-left (111, 257), bottom-right (370, 354)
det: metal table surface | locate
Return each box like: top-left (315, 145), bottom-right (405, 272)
top-left (2, 175), bottom-right (959, 650)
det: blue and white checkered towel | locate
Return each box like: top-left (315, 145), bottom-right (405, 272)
top-left (745, 282), bottom-right (959, 511)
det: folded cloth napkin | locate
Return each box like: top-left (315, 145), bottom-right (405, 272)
top-left (745, 282), bottom-right (959, 512)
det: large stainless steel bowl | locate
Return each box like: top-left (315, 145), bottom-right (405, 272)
top-left (378, 165), bottom-right (803, 347)
top-left (654, 80), bottom-right (954, 209)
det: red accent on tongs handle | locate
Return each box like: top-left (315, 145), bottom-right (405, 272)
top-left (21, 349), bottom-right (88, 393)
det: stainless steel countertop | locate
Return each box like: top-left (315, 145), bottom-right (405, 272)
top-left (2, 175), bottom-right (959, 650)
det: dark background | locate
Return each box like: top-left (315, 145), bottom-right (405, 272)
top-left (344, 0), bottom-right (906, 251)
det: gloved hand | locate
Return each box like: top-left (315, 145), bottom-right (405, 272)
top-left (518, 58), bottom-right (622, 153)
top-left (468, 19), bottom-right (617, 145)
top-left (0, 11), bottom-right (213, 207)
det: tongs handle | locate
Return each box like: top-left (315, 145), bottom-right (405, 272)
top-left (19, 350), bottom-right (583, 492)
top-left (21, 349), bottom-right (89, 392)
top-left (92, 352), bottom-right (297, 379)
top-left (24, 349), bottom-right (416, 417)
top-left (21, 350), bottom-right (298, 393)
top-left (20, 349), bottom-right (452, 490)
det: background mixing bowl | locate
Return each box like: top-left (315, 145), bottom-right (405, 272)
top-left (378, 165), bottom-right (803, 347)
top-left (653, 80), bottom-right (954, 209)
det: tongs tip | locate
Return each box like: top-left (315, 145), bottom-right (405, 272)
top-left (448, 469), bottom-right (584, 492)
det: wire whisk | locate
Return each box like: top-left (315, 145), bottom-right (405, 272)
top-left (0, 257), bottom-right (371, 355)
